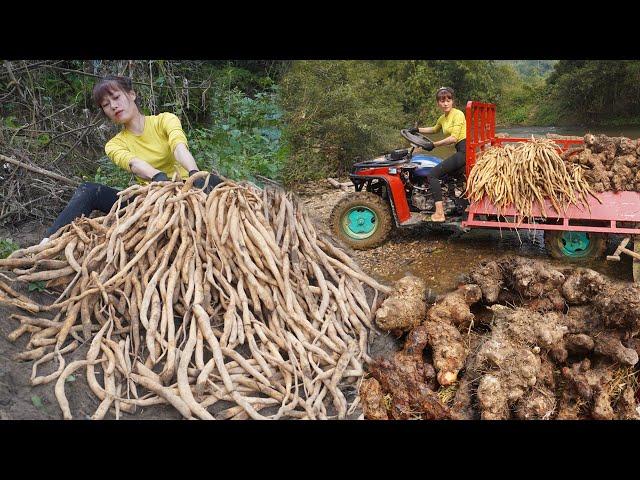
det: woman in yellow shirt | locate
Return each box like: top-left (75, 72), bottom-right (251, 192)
top-left (410, 87), bottom-right (466, 222)
top-left (41, 75), bottom-right (221, 243)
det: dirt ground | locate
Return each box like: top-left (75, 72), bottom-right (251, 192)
top-left (0, 180), bottom-right (634, 420)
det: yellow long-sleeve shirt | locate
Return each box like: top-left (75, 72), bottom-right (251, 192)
top-left (105, 112), bottom-right (190, 184)
top-left (431, 108), bottom-right (466, 142)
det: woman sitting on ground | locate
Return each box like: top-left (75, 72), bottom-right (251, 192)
top-left (40, 75), bottom-right (222, 245)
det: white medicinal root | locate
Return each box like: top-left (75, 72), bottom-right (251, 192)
top-left (0, 178), bottom-right (388, 420)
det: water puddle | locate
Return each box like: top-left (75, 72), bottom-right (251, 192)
top-left (367, 226), bottom-right (632, 295)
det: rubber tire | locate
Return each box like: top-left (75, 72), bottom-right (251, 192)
top-left (329, 192), bottom-right (394, 250)
top-left (544, 230), bottom-right (607, 262)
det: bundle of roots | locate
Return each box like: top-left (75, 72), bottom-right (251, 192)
top-left (465, 138), bottom-right (597, 220)
top-left (0, 173), bottom-right (391, 419)
top-left (564, 134), bottom-right (640, 193)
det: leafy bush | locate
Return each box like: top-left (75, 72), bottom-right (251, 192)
top-left (494, 66), bottom-right (550, 126)
top-left (89, 156), bottom-right (135, 189)
top-left (187, 87), bottom-right (287, 182)
top-left (0, 238), bottom-right (20, 259)
top-left (279, 61), bottom-right (407, 185)
top-left (389, 60), bottom-right (508, 123)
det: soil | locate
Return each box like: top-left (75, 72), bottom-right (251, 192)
top-left (0, 179), bottom-right (636, 420)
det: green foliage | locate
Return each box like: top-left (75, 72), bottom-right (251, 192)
top-left (543, 60), bottom-right (640, 124)
top-left (31, 395), bottom-right (44, 408)
top-left (494, 65), bottom-right (550, 126)
top-left (28, 281), bottom-right (46, 292)
top-left (187, 87), bottom-right (286, 182)
top-left (496, 60), bottom-right (558, 79)
top-left (89, 157), bottom-right (134, 189)
top-left (0, 238), bottom-right (20, 259)
top-left (3, 116), bottom-right (19, 129)
top-left (387, 60), bottom-right (507, 123)
top-left (279, 61), bottom-right (406, 184)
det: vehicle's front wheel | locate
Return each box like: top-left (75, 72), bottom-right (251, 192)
top-left (544, 230), bottom-right (607, 261)
top-left (329, 192), bottom-right (394, 250)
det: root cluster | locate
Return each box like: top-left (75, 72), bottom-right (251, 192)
top-left (362, 256), bottom-right (640, 420)
top-left (0, 175), bottom-right (390, 420)
top-left (564, 134), bottom-right (640, 193)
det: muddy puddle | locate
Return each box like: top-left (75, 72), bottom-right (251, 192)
top-left (367, 226), bottom-right (632, 294)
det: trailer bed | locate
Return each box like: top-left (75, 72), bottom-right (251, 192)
top-left (462, 191), bottom-right (640, 235)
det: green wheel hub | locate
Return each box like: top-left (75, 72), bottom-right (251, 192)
top-left (342, 207), bottom-right (378, 239)
top-left (556, 231), bottom-right (592, 257)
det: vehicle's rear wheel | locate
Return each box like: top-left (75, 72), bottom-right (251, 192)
top-left (544, 230), bottom-right (607, 261)
top-left (329, 192), bottom-right (394, 250)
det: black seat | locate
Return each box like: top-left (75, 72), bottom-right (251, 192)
top-left (386, 149), bottom-right (409, 161)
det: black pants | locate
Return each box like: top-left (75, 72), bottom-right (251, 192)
top-left (426, 139), bottom-right (467, 202)
top-left (45, 182), bottom-right (121, 237)
top-left (46, 174), bottom-right (224, 237)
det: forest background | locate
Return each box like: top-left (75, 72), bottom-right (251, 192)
top-left (2, 59), bottom-right (640, 234)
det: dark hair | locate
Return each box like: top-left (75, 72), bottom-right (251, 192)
top-left (435, 86), bottom-right (455, 100)
top-left (92, 75), bottom-right (142, 110)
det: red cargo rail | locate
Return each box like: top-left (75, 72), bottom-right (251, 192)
top-left (461, 101), bottom-right (640, 235)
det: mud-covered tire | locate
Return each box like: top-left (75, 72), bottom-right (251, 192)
top-left (329, 192), bottom-right (394, 250)
top-left (544, 230), bottom-right (607, 261)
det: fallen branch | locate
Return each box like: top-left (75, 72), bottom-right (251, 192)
top-left (0, 153), bottom-right (80, 187)
top-left (255, 174), bottom-right (282, 187)
top-left (327, 178), bottom-right (353, 190)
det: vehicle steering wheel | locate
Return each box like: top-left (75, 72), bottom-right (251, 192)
top-left (400, 129), bottom-right (435, 150)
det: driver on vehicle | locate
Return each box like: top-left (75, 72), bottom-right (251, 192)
top-left (409, 87), bottom-right (466, 222)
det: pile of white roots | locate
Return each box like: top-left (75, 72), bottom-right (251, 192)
top-left (0, 174), bottom-right (390, 419)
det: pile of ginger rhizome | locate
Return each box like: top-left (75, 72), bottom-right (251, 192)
top-left (0, 176), bottom-right (392, 420)
top-left (362, 256), bottom-right (640, 420)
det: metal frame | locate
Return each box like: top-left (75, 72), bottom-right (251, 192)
top-left (465, 101), bottom-right (496, 178)
top-left (461, 101), bottom-right (640, 235)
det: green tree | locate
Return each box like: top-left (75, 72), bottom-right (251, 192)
top-left (279, 61), bottom-right (406, 184)
top-left (545, 60), bottom-right (640, 123)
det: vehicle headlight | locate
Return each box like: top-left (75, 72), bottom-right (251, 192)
top-left (388, 167), bottom-right (397, 174)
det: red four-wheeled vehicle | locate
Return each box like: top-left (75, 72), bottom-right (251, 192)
top-left (329, 101), bottom-right (640, 280)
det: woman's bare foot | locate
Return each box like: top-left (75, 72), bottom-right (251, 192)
top-left (431, 201), bottom-right (446, 222)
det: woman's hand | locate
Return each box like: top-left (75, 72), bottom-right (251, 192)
top-left (152, 172), bottom-right (169, 182)
top-left (130, 158), bottom-right (164, 181)
top-left (189, 169), bottom-right (224, 193)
